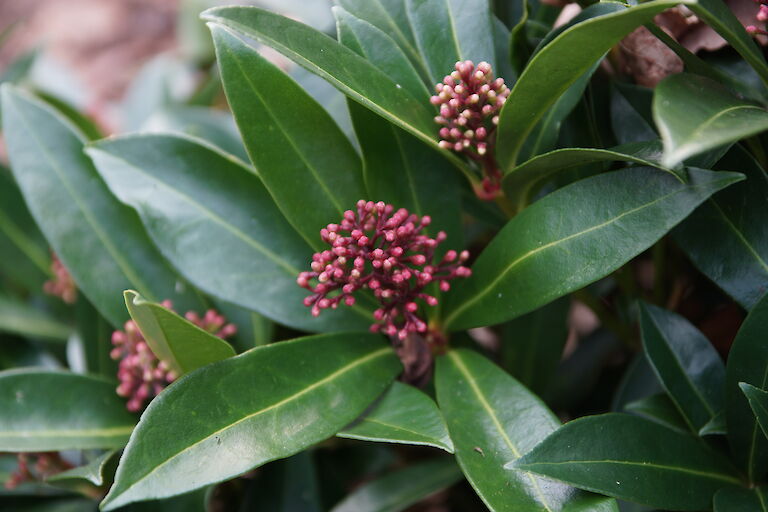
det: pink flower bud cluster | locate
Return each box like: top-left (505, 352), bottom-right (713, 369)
top-left (42, 253), bottom-right (76, 304)
top-left (110, 301), bottom-right (237, 412)
top-left (747, 0), bottom-right (768, 35)
top-left (431, 60), bottom-right (510, 199)
top-left (298, 200), bottom-right (471, 340)
top-left (3, 452), bottom-right (71, 490)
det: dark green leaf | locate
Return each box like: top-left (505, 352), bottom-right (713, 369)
top-left (713, 486), bottom-right (768, 512)
top-left (124, 290), bottom-right (235, 376)
top-left (338, 381), bottom-right (453, 453)
top-left (1, 85), bottom-right (199, 327)
top-left (639, 302), bottom-right (726, 433)
top-left (727, 292), bottom-right (768, 481)
top-left (611, 353), bottom-right (663, 412)
top-left (443, 167), bottom-right (742, 330)
top-left (741, 383), bottom-right (768, 443)
top-left (76, 298), bottom-right (117, 378)
top-left (241, 452), bottom-right (321, 512)
top-left (436, 349), bottom-right (587, 511)
top-left (689, 0), bottom-right (768, 87)
top-left (674, 145), bottom-right (768, 309)
top-left (624, 394), bottom-right (688, 433)
top-left (406, 0), bottom-right (496, 84)
top-left (0, 369), bottom-right (135, 451)
top-left (211, 25), bottom-right (365, 248)
top-left (699, 411), bottom-right (727, 436)
top-left (48, 450), bottom-right (118, 487)
top-left (511, 413), bottom-right (742, 510)
top-left (496, 0), bottom-right (690, 169)
top-left (610, 83), bottom-right (657, 145)
top-left (330, 457), bottom-right (462, 512)
top-left (500, 297), bottom-right (569, 395)
top-left (87, 133), bottom-right (372, 333)
top-left (654, 73), bottom-right (768, 168)
top-left (101, 333), bottom-right (400, 509)
top-left (502, 141), bottom-right (665, 210)
top-left (36, 91), bottom-right (103, 141)
top-left (0, 295), bottom-right (71, 341)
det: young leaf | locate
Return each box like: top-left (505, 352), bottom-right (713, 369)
top-left (654, 73), bottom-right (768, 168)
top-left (330, 457), bottom-right (462, 512)
top-left (740, 383), bottom-right (768, 443)
top-left (406, 0), bottom-right (496, 83)
top-left (674, 146), bottom-right (768, 310)
top-left (713, 486), bottom-right (768, 512)
top-left (201, 6), bottom-right (436, 146)
top-left (443, 167), bottom-right (743, 330)
top-left (436, 349), bottom-right (593, 511)
top-left (502, 141), bottom-right (665, 211)
top-left (639, 302), bottom-right (726, 433)
top-left (86, 133), bottom-right (372, 333)
top-left (495, 0), bottom-right (692, 169)
top-left (100, 333), bottom-right (400, 510)
top-left (511, 413), bottom-right (742, 511)
top-left (727, 292), bottom-right (768, 482)
top-left (500, 297), bottom-right (569, 395)
top-left (0, 369), bottom-right (135, 451)
top-left (123, 290), bottom-right (235, 376)
top-left (0, 294), bottom-right (71, 341)
top-left (211, 25), bottom-right (366, 249)
top-left (1, 85), bottom-right (199, 327)
top-left (624, 394), bottom-right (688, 433)
top-left (337, 381), bottom-right (454, 453)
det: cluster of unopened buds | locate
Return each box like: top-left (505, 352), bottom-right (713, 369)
top-left (111, 302), bottom-right (237, 412)
top-left (298, 200), bottom-right (471, 342)
top-left (432, 60), bottom-right (510, 200)
top-left (3, 452), bottom-right (71, 489)
top-left (747, 0), bottom-right (768, 35)
top-left (42, 253), bottom-right (76, 304)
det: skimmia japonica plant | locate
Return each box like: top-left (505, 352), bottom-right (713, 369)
top-left (2, 0), bottom-right (768, 510)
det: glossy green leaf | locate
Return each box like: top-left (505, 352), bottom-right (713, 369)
top-left (201, 6), bottom-right (443, 154)
top-left (335, 6), bottom-right (462, 255)
top-left (511, 413), bottom-right (741, 510)
top-left (496, 0), bottom-right (691, 169)
top-left (0, 295), bottom-right (71, 341)
top-left (334, 6), bottom-right (427, 101)
top-left (654, 73), bottom-right (768, 168)
top-left (334, 0), bottom-right (426, 78)
top-left (406, 0), bottom-right (495, 84)
top-left (500, 297), bottom-right (569, 395)
top-left (36, 91), bottom-right (103, 141)
top-left (624, 394), bottom-right (688, 433)
top-left (727, 292), bottom-right (768, 481)
top-left (211, 25), bottom-right (365, 248)
top-left (338, 381), bottom-right (453, 452)
top-left (0, 167), bottom-right (50, 292)
top-left (48, 450), bottom-right (118, 487)
top-left (123, 291), bottom-right (235, 376)
top-left (101, 333), bottom-right (400, 509)
top-left (436, 349), bottom-right (585, 511)
top-left (688, 0), bottom-right (768, 87)
top-left (330, 457), bottom-right (462, 512)
top-left (639, 302), bottom-right (725, 433)
top-left (674, 146), bottom-right (768, 309)
top-left (741, 383), bottom-right (768, 443)
top-left (87, 133), bottom-right (372, 333)
top-left (1, 85), bottom-right (198, 327)
top-left (714, 486), bottom-right (768, 512)
top-left (443, 167), bottom-right (742, 330)
top-left (699, 411), bottom-right (727, 436)
top-left (502, 141), bottom-right (665, 210)
top-left (0, 369), bottom-right (135, 451)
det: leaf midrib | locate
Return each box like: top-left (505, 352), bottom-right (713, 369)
top-left (109, 346), bottom-right (393, 501)
top-left (0, 426), bottom-right (134, 438)
top-left (519, 459), bottom-right (741, 485)
top-left (0, 209), bottom-right (51, 275)
top-left (709, 200), bottom-right (768, 274)
top-left (8, 96), bottom-right (160, 303)
top-left (445, 179), bottom-right (714, 327)
top-left (448, 351), bottom-right (555, 512)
